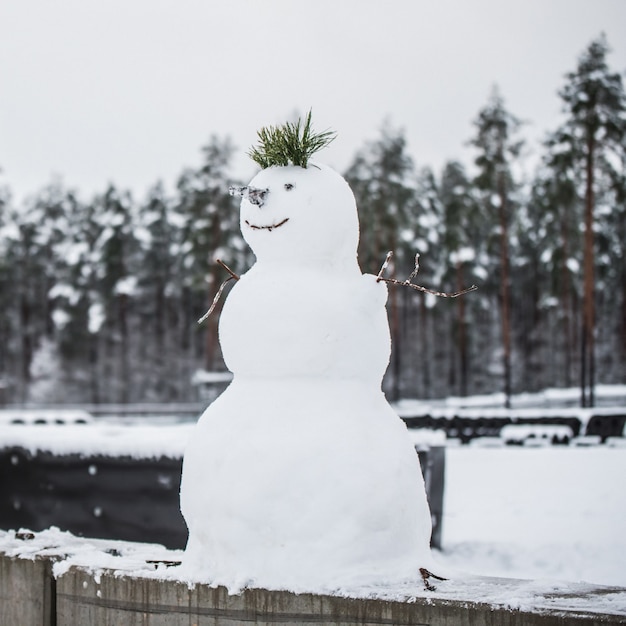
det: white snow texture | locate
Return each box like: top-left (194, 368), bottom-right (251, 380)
top-left (179, 163), bottom-right (433, 592)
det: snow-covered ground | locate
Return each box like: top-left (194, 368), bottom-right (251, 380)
top-left (437, 444), bottom-right (626, 588)
top-left (402, 384), bottom-right (626, 409)
top-left (1, 420), bottom-right (625, 588)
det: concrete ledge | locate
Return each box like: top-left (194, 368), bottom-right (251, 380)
top-left (2, 538), bottom-right (626, 626)
top-left (0, 553), bottom-right (55, 626)
top-left (54, 568), bottom-right (626, 626)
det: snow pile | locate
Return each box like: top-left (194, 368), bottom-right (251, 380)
top-left (179, 163), bottom-right (435, 592)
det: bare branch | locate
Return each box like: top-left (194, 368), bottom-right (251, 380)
top-left (408, 252), bottom-right (420, 281)
top-left (376, 251), bottom-right (477, 299)
top-left (216, 259), bottom-right (240, 281)
top-left (197, 259), bottom-right (240, 325)
top-left (376, 251), bottom-right (394, 281)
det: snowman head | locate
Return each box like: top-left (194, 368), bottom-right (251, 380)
top-left (232, 113), bottom-right (360, 268)
top-left (233, 164), bottom-right (359, 267)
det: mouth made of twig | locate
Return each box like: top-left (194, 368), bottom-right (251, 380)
top-left (244, 218), bottom-right (290, 232)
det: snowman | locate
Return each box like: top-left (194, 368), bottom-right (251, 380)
top-left (179, 113), bottom-right (438, 592)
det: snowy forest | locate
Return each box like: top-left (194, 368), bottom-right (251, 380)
top-left (0, 35), bottom-right (624, 407)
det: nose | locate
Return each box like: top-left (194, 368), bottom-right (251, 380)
top-left (228, 185), bottom-right (269, 208)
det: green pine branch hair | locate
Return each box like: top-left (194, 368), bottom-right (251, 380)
top-left (248, 110), bottom-right (336, 169)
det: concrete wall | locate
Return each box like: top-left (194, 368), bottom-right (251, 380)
top-left (2, 550), bottom-right (625, 626)
top-left (0, 554), bottom-right (54, 626)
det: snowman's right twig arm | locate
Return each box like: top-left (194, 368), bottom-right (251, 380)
top-left (197, 260), bottom-right (240, 325)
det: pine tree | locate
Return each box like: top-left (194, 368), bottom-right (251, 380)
top-left (134, 182), bottom-right (178, 400)
top-left (411, 166), bottom-right (444, 399)
top-left (0, 187), bottom-right (17, 400)
top-left (57, 191), bottom-right (108, 403)
top-left (345, 123), bottom-right (417, 274)
top-left (92, 185), bottom-right (139, 403)
top-left (439, 160), bottom-right (484, 396)
top-left (175, 136), bottom-right (244, 375)
top-left (344, 123), bottom-right (418, 399)
top-left (469, 86), bottom-right (524, 408)
top-left (606, 144), bottom-right (626, 377)
top-left (0, 182), bottom-right (78, 401)
top-left (555, 34), bottom-right (626, 406)
top-left (529, 141), bottom-right (582, 389)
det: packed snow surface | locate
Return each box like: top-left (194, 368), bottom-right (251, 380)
top-left (179, 162), bottom-right (434, 590)
top-left (439, 445), bottom-right (626, 589)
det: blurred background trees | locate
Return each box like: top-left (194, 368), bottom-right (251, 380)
top-left (0, 36), bottom-right (624, 407)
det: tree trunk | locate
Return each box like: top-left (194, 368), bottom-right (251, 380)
top-left (19, 291), bottom-right (32, 403)
top-left (621, 267), bottom-right (626, 372)
top-left (118, 293), bottom-right (130, 404)
top-left (498, 173), bottom-right (513, 409)
top-left (581, 131), bottom-right (596, 407)
top-left (456, 261), bottom-right (468, 397)
top-left (621, 236), bottom-right (626, 370)
top-left (204, 265), bottom-right (222, 372)
top-left (205, 214), bottom-right (225, 372)
top-left (153, 281), bottom-right (165, 398)
top-left (89, 332), bottom-right (100, 404)
top-left (419, 294), bottom-right (432, 399)
top-left (559, 204), bottom-right (574, 388)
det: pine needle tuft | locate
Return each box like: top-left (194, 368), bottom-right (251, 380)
top-left (248, 110), bottom-right (336, 169)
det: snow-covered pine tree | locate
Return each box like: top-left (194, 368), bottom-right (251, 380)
top-left (554, 34), bottom-right (626, 406)
top-left (92, 185), bottom-right (139, 404)
top-left (174, 136), bottom-right (244, 376)
top-left (439, 160), bottom-right (485, 397)
top-left (469, 86), bottom-right (525, 408)
top-left (528, 140), bottom-right (582, 390)
top-left (134, 181), bottom-right (179, 401)
top-left (344, 123), bottom-right (418, 399)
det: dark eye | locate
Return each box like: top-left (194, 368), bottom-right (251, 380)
top-left (284, 183), bottom-right (294, 191)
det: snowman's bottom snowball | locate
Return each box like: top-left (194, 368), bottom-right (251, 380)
top-left (179, 378), bottom-right (434, 591)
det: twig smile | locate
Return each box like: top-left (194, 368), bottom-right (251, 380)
top-left (245, 218), bottom-right (290, 232)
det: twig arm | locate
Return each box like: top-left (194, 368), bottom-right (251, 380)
top-left (377, 277), bottom-right (478, 298)
top-left (376, 250), bottom-right (477, 298)
top-left (216, 259), bottom-right (240, 281)
top-left (197, 259), bottom-right (241, 325)
top-left (376, 251), bottom-right (394, 281)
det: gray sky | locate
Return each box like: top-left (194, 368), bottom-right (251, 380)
top-left (2, 0), bottom-right (626, 204)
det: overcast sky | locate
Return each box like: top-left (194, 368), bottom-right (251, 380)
top-left (1, 0), bottom-right (626, 204)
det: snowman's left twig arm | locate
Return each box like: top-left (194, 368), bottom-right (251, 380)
top-left (376, 251), bottom-right (477, 299)
top-left (197, 260), bottom-right (240, 325)
top-left (216, 259), bottom-right (240, 281)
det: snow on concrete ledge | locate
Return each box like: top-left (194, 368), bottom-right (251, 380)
top-left (0, 422), bottom-right (446, 459)
top-left (0, 422), bottom-right (194, 459)
top-left (1, 529), bottom-right (625, 625)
